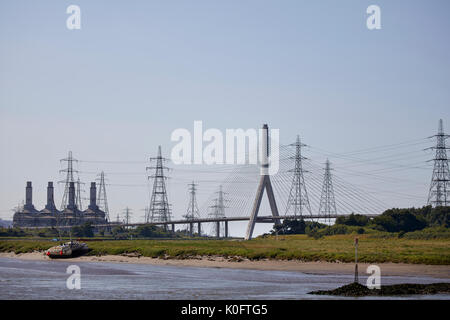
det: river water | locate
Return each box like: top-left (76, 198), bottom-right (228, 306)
top-left (0, 257), bottom-right (449, 300)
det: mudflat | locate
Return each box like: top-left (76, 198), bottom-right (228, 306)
top-left (1, 251), bottom-right (449, 279)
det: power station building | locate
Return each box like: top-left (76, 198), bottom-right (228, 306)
top-left (13, 181), bottom-right (108, 228)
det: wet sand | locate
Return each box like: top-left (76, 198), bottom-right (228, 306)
top-left (1, 251), bottom-right (449, 279)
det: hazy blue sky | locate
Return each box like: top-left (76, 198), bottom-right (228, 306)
top-left (1, 1), bottom-right (449, 236)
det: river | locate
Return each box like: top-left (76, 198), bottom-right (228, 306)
top-left (0, 257), bottom-right (449, 300)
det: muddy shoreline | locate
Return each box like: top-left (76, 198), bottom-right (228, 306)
top-left (1, 251), bottom-right (449, 279)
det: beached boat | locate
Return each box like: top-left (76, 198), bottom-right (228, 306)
top-left (46, 240), bottom-right (90, 258)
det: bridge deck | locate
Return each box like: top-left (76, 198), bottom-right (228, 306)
top-left (23, 214), bottom-right (379, 229)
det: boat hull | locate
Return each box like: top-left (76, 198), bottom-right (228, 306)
top-left (45, 241), bottom-right (91, 259)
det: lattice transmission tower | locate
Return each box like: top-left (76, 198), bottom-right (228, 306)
top-left (183, 181), bottom-right (201, 235)
top-left (209, 185), bottom-right (228, 237)
top-left (141, 206), bottom-right (150, 224)
top-left (147, 146), bottom-right (172, 224)
top-left (285, 135), bottom-right (312, 217)
top-left (96, 171), bottom-right (110, 222)
top-left (427, 119), bottom-right (450, 207)
top-left (318, 159), bottom-right (337, 223)
top-left (123, 207), bottom-right (132, 228)
top-left (59, 151), bottom-right (83, 210)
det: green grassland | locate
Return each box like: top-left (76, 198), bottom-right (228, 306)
top-left (1, 234), bottom-right (449, 265)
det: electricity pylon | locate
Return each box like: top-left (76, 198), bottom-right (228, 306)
top-left (59, 151), bottom-right (81, 210)
top-left (183, 181), bottom-right (201, 235)
top-left (123, 207), bottom-right (132, 228)
top-left (96, 171), bottom-right (110, 222)
top-left (209, 185), bottom-right (228, 237)
top-left (318, 159), bottom-right (337, 223)
top-left (147, 146), bottom-right (172, 225)
top-left (427, 119), bottom-right (450, 207)
top-left (285, 135), bottom-right (312, 217)
top-left (142, 206), bottom-right (150, 224)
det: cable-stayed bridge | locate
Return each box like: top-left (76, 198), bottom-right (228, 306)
top-left (26, 120), bottom-right (446, 240)
top-left (53, 129), bottom-right (392, 239)
top-left (28, 139), bottom-right (387, 239)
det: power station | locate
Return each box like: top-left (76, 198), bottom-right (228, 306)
top-left (13, 181), bottom-right (108, 228)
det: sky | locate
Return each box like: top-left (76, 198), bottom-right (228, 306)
top-left (0, 0), bottom-right (449, 237)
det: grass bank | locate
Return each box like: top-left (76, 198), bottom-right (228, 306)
top-left (0, 234), bottom-right (449, 265)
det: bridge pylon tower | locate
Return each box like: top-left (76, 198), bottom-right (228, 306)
top-left (245, 124), bottom-right (281, 240)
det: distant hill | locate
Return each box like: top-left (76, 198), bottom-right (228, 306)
top-left (0, 219), bottom-right (13, 228)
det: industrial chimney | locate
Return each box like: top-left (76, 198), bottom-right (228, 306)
top-left (68, 181), bottom-right (76, 209)
top-left (45, 182), bottom-right (56, 210)
top-left (88, 182), bottom-right (98, 210)
top-left (24, 181), bottom-right (34, 210)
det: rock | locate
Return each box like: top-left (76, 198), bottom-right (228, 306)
top-left (309, 282), bottom-right (450, 297)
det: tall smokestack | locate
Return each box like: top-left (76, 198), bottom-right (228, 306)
top-left (89, 182), bottom-right (98, 210)
top-left (25, 181), bottom-right (33, 209)
top-left (68, 182), bottom-right (76, 209)
top-left (45, 182), bottom-right (56, 210)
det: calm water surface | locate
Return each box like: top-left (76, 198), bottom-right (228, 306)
top-left (0, 257), bottom-right (449, 300)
